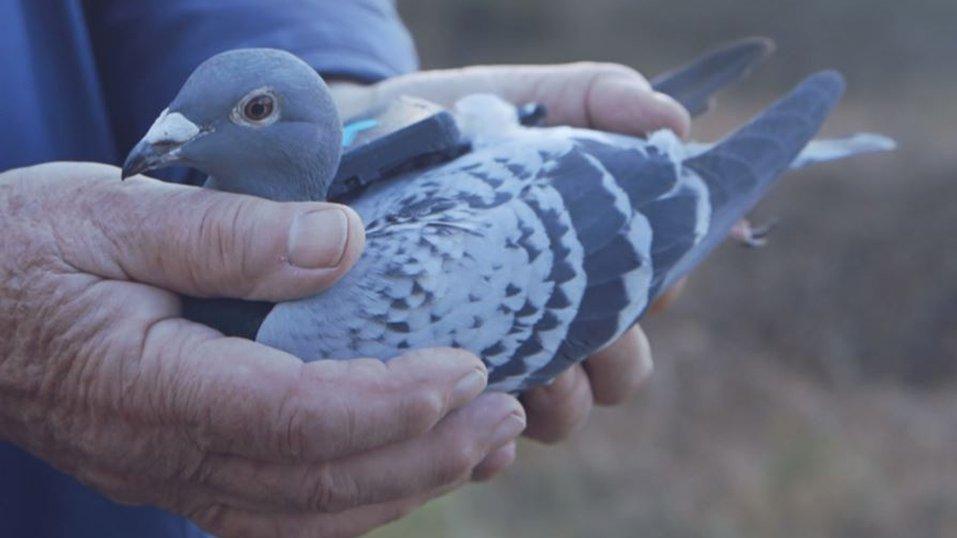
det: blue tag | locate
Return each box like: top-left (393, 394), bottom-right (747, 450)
top-left (342, 119), bottom-right (379, 147)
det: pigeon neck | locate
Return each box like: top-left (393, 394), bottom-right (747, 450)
top-left (203, 155), bottom-right (335, 202)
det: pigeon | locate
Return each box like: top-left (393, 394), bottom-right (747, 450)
top-left (121, 44), bottom-right (893, 392)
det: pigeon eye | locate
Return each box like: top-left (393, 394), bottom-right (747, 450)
top-left (232, 89), bottom-right (280, 127)
top-left (243, 94), bottom-right (275, 122)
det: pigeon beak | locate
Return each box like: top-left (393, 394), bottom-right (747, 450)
top-left (122, 139), bottom-right (172, 179)
top-left (121, 108), bottom-right (203, 179)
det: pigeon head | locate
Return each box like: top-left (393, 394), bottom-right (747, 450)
top-left (122, 48), bottom-right (342, 201)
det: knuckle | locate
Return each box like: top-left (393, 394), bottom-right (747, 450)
top-left (303, 463), bottom-right (358, 512)
top-left (1, 162), bottom-right (115, 187)
top-left (403, 389), bottom-right (446, 434)
top-left (394, 347), bottom-right (485, 383)
top-left (278, 397), bottom-right (310, 461)
top-left (444, 347), bottom-right (485, 369)
top-left (345, 357), bottom-right (389, 380)
top-left (436, 436), bottom-right (482, 485)
top-left (77, 468), bottom-right (151, 506)
top-left (0, 165), bottom-right (29, 188)
top-left (331, 398), bottom-right (359, 457)
top-left (199, 198), bottom-right (237, 264)
top-left (303, 466), bottom-right (336, 510)
top-left (276, 363), bottom-right (345, 462)
top-left (178, 448), bottom-right (216, 485)
top-left (187, 504), bottom-right (232, 535)
top-left (192, 197), bottom-right (258, 295)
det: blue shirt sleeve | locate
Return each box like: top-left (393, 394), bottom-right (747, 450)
top-left (84, 0), bottom-right (419, 156)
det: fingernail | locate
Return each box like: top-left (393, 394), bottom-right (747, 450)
top-left (453, 367), bottom-right (488, 403)
top-left (489, 409), bottom-right (526, 448)
top-left (652, 92), bottom-right (692, 137)
top-left (287, 208), bottom-right (349, 268)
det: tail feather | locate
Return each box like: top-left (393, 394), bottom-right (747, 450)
top-left (791, 133), bottom-right (897, 169)
top-left (682, 133), bottom-right (896, 170)
top-left (651, 37), bottom-right (776, 117)
top-left (658, 71), bottom-right (846, 291)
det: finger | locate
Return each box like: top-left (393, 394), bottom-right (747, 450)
top-left (137, 321), bottom-right (490, 463)
top-left (648, 278), bottom-right (687, 315)
top-left (199, 393), bottom-right (525, 513)
top-left (583, 76), bottom-right (692, 138)
top-left (193, 495), bottom-right (426, 538)
top-left (520, 364), bottom-right (594, 444)
top-left (41, 162), bottom-right (364, 302)
top-left (375, 63), bottom-right (691, 137)
top-left (582, 326), bottom-right (654, 407)
top-left (471, 441), bottom-right (518, 482)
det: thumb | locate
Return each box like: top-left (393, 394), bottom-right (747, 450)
top-left (48, 163), bottom-right (364, 301)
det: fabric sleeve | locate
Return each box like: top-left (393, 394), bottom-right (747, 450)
top-left (83, 0), bottom-right (419, 155)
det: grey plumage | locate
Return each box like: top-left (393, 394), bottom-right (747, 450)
top-left (257, 72), bottom-right (857, 391)
top-left (122, 45), bottom-right (893, 392)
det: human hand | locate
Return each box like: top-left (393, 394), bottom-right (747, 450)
top-left (0, 162), bottom-right (525, 536)
top-left (331, 62), bottom-right (690, 446)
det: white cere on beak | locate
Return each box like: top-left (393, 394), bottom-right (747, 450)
top-left (144, 108), bottom-right (201, 145)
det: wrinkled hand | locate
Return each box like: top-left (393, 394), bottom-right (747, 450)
top-left (0, 163), bottom-right (526, 537)
top-left (333, 63), bottom-right (690, 445)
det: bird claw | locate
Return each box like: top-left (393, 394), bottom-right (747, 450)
top-left (731, 218), bottom-right (778, 248)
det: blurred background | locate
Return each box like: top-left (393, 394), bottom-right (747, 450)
top-left (372, 1), bottom-right (957, 537)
